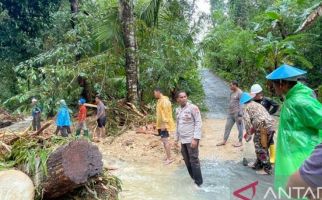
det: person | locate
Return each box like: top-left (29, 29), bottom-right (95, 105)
top-left (76, 98), bottom-right (89, 138)
top-left (175, 91), bottom-right (203, 186)
top-left (217, 80), bottom-right (243, 147)
top-left (154, 88), bottom-right (176, 165)
top-left (287, 143), bottom-right (322, 199)
top-left (250, 84), bottom-right (278, 164)
top-left (94, 95), bottom-right (107, 142)
top-left (31, 98), bottom-right (41, 131)
top-left (240, 92), bottom-right (275, 175)
top-left (54, 99), bottom-right (72, 137)
top-left (266, 64), bottom-right (322, 190)
top-left (250, 84), bottom-right (279, 115)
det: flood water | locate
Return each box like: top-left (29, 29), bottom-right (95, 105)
top-left (111, 69), bottom-right (273, 200)
top-left (114, 159), bottom-right (273, 200)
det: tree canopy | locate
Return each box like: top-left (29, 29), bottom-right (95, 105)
top-left (0, 0), bottom-right (204, 115)
top-left (203, 0), bottom-right (322, 91)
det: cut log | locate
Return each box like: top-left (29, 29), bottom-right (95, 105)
top-left (43, 139), bottom-right (103, 199)
top-left (0, 169), bottom-right (35, 200)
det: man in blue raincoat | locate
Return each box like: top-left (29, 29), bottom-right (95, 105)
top-left (266, 64), bottom-right (322, 192)
top-left (54, 99), bottom-right (72, 137)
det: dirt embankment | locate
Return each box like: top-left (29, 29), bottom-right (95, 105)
top-left (98, 118), bottom-right (254, 166)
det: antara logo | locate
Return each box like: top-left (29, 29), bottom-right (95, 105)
top-left (233, 181), bottom-right (259, 200)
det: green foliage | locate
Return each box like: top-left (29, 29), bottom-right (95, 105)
top-left (203, 0), bottom-right (322, 90)
top-left (1, 136), bottom-right (71, 176)
top-left (66, 169), bottom-right (122, 200)
top-left (137, 0), bottom-right (204, 105)
top-left (1, 138), bottom-right (74, 200)
top-left (1, 136), bottom-right (122, 200)
top-left (1, 0), bottom-right (204, 115)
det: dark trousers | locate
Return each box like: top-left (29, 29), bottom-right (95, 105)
top-left (55, 126), bottom-right (71, 137)
top-left (181, 143), bottom-right (203, 186)
top-left (32, 114), bottom-right (41, 131)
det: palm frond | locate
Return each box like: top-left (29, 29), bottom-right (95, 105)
top-left (94, 6), bottom-right (123, 46)
top-left (140, 0), bottom-right (163, 27)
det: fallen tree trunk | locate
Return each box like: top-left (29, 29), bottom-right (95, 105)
top-left (43, 140), bottom-right (103, 199)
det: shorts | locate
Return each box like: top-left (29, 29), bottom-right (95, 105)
top-left (158, 129), bottom-right (169, 138)
top-left (299, 143), bottom-right (322, 188)
top-left (97, 116), bottom-right (107, 128)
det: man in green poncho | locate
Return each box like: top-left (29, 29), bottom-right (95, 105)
top-left (266, 64), bottom-right (322, 191)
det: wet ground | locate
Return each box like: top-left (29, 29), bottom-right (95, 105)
top-left (101, 69), bottom-right (273, 200)
top-left (200, 69), bottom-right (230, 119)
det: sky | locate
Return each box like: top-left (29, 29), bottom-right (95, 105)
top-left (193, 0), bottom-right (212, 42)
top-left (195, 0), bottom-right (211, 14)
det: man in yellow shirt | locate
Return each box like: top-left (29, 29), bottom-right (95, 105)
top-left (154, 88), bottom-right (176, 165)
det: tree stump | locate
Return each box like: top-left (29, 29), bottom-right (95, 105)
top-left (43, 140), bottom-right (103, 199)
top-left (0, 170), bottom-right (35, 200)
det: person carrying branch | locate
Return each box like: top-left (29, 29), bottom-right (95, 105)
top-left (240, 92), bottom-right (275, 175)
top-left (94, 95), bottom-right (107, 142)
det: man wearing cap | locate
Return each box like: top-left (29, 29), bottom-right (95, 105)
top-left (76, 98), bottom-right (89, 137)
top-left (250, 84), bottom-right (279, 115)
top-left (266, 64), bottom-right (322, 190)
top-left (240, 92), bottom-right (275, 175)
top-left (31, 98), bottom-right (41, 131)
top-left (250, 84), bottom-right (279, 164)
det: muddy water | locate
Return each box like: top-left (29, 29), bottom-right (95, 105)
top-left (106, 69), bottom-right (273, 200)
top-left (112, 159), bottom-right (273, 200)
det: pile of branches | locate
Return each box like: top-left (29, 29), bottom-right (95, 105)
top-left (0, 108), bottom-right (23, 128)
top-left (86, 100), bottom-right (155, 138)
